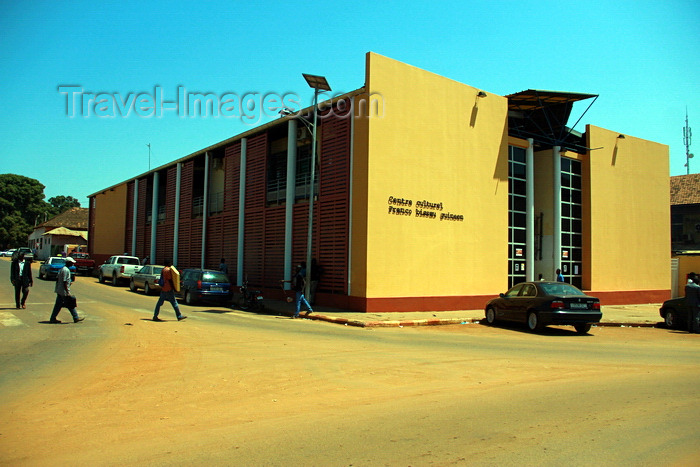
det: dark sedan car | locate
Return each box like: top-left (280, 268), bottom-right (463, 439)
top-left (485, 281), bottom-right (602, 334)
top-left (659, 297), bottom-right (689, 330)
top-left (177, 269), bottom-right (232, 305)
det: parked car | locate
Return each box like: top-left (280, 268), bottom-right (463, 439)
top-left (484, 281), bottom-right (602, 334)
top-left (177, 269), bottom-right (232, 305)
top-left (39, 257), bottom-right (77, 280)
top-left (69, 252), bottom-right (96, 276)
top-left (129, 265), bottom-right (165, 295)
top-left (0, 249), bottom-right (16, 257)
top-left (659, 297), bottom-right (689, 330)
top-left (99, 255), bottom-right (141, 286)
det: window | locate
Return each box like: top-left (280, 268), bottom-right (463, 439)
top-left (267, 130), bottom-right (318, 205)
top-left (560, 157), bottom-right (583, 289)
top-left (508, 146), bottom-right (527, 288)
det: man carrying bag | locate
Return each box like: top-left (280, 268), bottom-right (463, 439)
top-left (49, 256), bottom-right (84, 324)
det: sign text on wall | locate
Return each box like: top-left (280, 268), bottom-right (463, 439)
top-left (387, 196), bottom-right (464, 221)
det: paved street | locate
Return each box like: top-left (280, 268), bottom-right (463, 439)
top-left (0, 258), bottom-right (698, 466)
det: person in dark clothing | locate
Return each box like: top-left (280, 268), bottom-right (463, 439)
top-left (292, 262), bottom-right (313, 319)
top-left (219, 258), bottom-right (228, 275)
top-left (556, 268), bottom-right (565, 282)
top-left (10, 252), bottom-right (33, 309)
top-left (685, 272), bottom-right (700, 333)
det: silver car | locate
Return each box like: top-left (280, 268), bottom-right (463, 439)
top-left (129, 265), bottom-right (164, 295)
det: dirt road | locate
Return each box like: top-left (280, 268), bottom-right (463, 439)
top-left (0, 261), bottom-right (698, 466)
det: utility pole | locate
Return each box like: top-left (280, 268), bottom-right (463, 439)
top-left (683, 109), bottom-right (693, 174)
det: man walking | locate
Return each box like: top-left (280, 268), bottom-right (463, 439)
top-left (292, 262), bottom-right (313, 319)
top-left (153, 259), bottom-right (186, 322)
top-left (10, 252), bottom-right (33, 309)
top-left (49, 256), bottom-right (84, 323)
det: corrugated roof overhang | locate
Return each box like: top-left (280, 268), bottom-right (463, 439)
top-left (506, 89), bottom-right (598, 153)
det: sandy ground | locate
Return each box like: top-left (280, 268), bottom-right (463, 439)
top-left (0, 262), bottom-right (699, 466)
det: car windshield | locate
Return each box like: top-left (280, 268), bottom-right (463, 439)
top-left (540, 283), bottom-right (586, 296)
top-left (50, 258), bottom-right (66, 265)
top-left (202, 271), bottom-right (229, 283)
top-left (152, 267), bottom-right (163, 274)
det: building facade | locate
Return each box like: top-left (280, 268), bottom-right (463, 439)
top-left (29, 207), bottom-right (89, 261)
top-left (89, 53), bottom-right (671, 311)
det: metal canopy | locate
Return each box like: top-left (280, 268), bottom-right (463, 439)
top-left (506, 89), bottom-right (598, 153)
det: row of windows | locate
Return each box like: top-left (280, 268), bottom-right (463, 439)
top-left (508, 147), bottom-right (527, 288)
top-left (508, 148), bottom-right (585, 289)
top-left (560, 158), bottom-right (583, 289)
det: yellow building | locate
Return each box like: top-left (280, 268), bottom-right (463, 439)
top-left (89, 52), bottom-right (670, 311)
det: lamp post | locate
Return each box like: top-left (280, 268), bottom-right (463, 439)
top-left (302, 73), bottom-right (331, 299)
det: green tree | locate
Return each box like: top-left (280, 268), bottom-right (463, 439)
top-left (0, 174), bottom-right (52, 248)
top-left (48, 195), bottom-right (81, 214)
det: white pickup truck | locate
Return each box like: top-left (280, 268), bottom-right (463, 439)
top-left (98, 255), bottom-right (141, 286)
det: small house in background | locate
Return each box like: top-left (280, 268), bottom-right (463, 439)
top-left (670, 174), bottom-right (700, 298)
top-left (671, 173), bottom-right (700, 253)
top-left (29, 207), bottom-right (88, 260)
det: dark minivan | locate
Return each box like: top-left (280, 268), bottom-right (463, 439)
top-left (178, 269), bottom-right (232, 305)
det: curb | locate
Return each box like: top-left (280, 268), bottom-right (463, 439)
top-left (299, 313), bottom-right (660, 329)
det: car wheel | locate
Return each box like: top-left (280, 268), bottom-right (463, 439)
top-left (485, 307), bottom-right (497, 325)
top-left (574, 323), bottom-right (592, 335)
top-left (185, 290), bottom-right (195, 305)
top-left (664, 310), bottom-right (677, 329)
top-left (129, 279), bottom-right (137, 292)
top-left (144, 282), bottom-right (152, 295)
top-left (112, 272), bottom-right (118, 286)
top-left (527, 312), bottom-right (541, 332)
top-left (99, 271), bottom-right (105, 284)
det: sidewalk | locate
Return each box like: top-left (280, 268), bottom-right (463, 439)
top-left (256, 300), bottom-right (664, 328)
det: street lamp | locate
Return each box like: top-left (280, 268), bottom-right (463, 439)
top-left (302, 73), bottom-right (330, 299)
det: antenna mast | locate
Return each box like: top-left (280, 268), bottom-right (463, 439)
top-left (683, 109), bottom-right (693, 175)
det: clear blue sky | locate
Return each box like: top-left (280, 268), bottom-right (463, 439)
top-left (1, 0), bottom-right (698, 205)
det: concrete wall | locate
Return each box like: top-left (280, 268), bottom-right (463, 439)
top-left (90, 184), bottom-right (128, 261)
top-left (352, 52), bottom-right (509, 311)
top-left (585, 125), bottom-right (670, 303)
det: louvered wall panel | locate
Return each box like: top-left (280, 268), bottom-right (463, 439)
top-left (180, 161), bottom-right (194, 219)
top-left (165, 167), bottom-right (177, 223)
top-left (205, 216), bottom-right (224, 269)
top-left (125, 181), bottom-right (134, 254)
top-left (137, 179), bottom-right (149, 259)
top-left (177, 161), bottom-right (195, 268)
top-left (292, 203), bottom-right (314, 265)
top-left (316, 103), bottom-right (351, 294)
top-left (264, 206), bottom-right (285, 285)
top-left (243, 134), bottom-right (267, 286)
top-left (222, 142), bottom-right (241, 282)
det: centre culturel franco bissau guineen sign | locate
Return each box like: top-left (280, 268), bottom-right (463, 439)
top-left (387, 196), bottom-right (464, 221)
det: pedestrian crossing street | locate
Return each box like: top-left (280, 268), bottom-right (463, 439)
top-left (0, 301), bottom-right (235, 327)
top-left (0, 300), bottom-right (102, 327)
